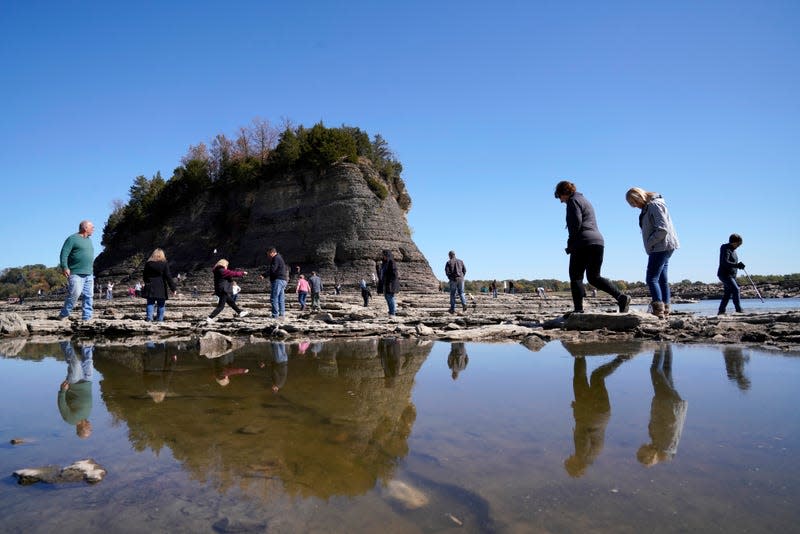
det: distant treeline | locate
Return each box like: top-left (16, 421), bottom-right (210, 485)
top-left (102, 119), bottom-right (405, 250)
top-left (0, 264), bottom-right (65, 299)
top-left (459, 274), bottom-right (800, 295)
top-left (1, 266), bottom-right (797, 300)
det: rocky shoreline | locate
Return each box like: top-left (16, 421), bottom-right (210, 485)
top-left (1, 291), bottom-right (799, 354)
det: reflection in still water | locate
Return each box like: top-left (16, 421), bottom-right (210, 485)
top-left (58, 341), bottom-right (94, 439)
top-left (95, 338), bottom-right (430, 499)
top-left (447, 342), bottom-right (469, 380)
top-left (268, 342), bottom-right (288, 392)
top-left (2, 339), bottom-right (800, 532)
top-left (563, 349), bottom-right (630, 478)
top-left (637, 344), bottom-right (688, 467)
top-left (142, 342), bottom-right (176, 403)
top-left (723, 346), bottom-right (751, 391)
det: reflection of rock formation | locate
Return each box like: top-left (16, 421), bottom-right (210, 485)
top-left (93, 338), bottom-right (431, 500)
top-left (722, 346), bottom-right (751, 391)
top-left (637, 344), bottom-right (688, 467)
top-left (561, 341), bottom-right (631, 478)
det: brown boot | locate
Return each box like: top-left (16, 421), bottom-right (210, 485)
top-left (663, 303), bottom-right (670, 317)
top-left (650, 301), bottom-right (665, 319)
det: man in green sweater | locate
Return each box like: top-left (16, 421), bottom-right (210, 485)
top-left (57, 220), bottom-right (95, 321)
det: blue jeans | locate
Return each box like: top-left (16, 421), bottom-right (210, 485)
top-left (719, 275), bottom-right (742, 312)
top-left (385, 293), bottom-right (396, 315)
top-left (271, 279), bottom-right (287, 317)
top-left (646, 250), bottom-right (673, 303)
top-left (146, 297), bottom-right (166, 321)
top-left (298, 291), bottom-right (308, 309)
top-left (449, 278), bottom-right (466, 311)
top-left (60, 274), bottom-right (94, 320)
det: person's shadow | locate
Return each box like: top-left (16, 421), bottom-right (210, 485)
top-left (447, 342), bottom-right (469, 380)
top-left (564, 353), bottom-right (630, 478)
top-left (58, 341), bottom-right (94, 439)
top-left (637, 344), bottom-right (688, 467)
top-left (722, 346), bottom-right (751, 391)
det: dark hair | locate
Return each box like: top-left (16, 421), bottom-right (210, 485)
top-left (554, 181), bottom-right (576, 198)
top-left (268, 247), bottom-right (277, 254)
top-left (729, 233), bottom-right (743, 244)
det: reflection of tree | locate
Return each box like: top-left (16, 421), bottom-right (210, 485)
top-left (94, 338), bottom-right (431, 500)
top-left (637, 344), bottom-right (688, 467)
top-left (564, 355), bottom-right (629, 478)
top-left (722, 347), bottom-right (751, 391)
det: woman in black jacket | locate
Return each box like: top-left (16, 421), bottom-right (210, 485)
top-left (142, 248), bottom-right (177, 321)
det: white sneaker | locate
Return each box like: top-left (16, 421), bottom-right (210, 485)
top-left (238, 311), bottom-right (250, 318)
top-left (206, 317), bottom-right (217, 323)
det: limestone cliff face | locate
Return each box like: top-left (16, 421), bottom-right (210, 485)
top-left (95, 160), bottom-right (438, 291)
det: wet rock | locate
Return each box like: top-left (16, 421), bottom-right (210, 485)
top-left (212, 517), bottom-right (268, 533)
top-left (13, 458), bottom-right (106, 485)
top-left (383, 479), bottom-right (429, 509)
top-left (415, 324), bottom-right (435, 336)
top-left (198, 331), bottom-right (235, 358)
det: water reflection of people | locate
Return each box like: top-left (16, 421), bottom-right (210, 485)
top-left (564, 354), bottom-right (629, 477)
top-left (270, 342), bottom-right (288, 393)
top-left (722, 346), bottom-right (751, 391)
top-left (379, 337), bottom-right (401, 387)
top-left (57, 341), bottom-right (94, 439)
top-left (637, 344), bottom-right (688, 467)
top-left (213, 353), bottom-right (249, 387)
top-left (143, 342), bottom-right (176, 403)
top-left (447, 342), bottom-right (469, 380)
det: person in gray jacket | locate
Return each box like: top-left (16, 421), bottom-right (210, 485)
top-left (445, 250), bottom-right (468, 313)
top-left (626, 187), bottom-right (680, 319)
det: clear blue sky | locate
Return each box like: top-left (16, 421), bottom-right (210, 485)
top-left (2, 1), bottom-right (798, 282)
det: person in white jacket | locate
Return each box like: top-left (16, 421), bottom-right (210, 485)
top-left (626, 187), bottom-right (680, 318)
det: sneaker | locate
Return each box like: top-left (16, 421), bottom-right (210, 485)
top-left (238, 311), bottom-right (250, 318)
top-left (617, 294), bottom-right (631, 313)
top-left (206, 317), bottom-right (217, 324)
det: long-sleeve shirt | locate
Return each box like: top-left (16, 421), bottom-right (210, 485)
top-left (59, 234), bottom-right (94, 274)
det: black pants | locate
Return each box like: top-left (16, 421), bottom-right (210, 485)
top-left (569, 244), bottom-right (621, 311)
top-left (209, 293), bottom-right (242, 318)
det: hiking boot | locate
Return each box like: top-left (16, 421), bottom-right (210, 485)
top-left (462, 304), bottom-right (468, 312)
top-left (663, 303), bottom-right (671, 317)
top-left (238, 310), bottom-right (250, 318)
top-left (617, 294), bottom-right (631, 313)
top-left (650, 301), bottom-right (665, 319)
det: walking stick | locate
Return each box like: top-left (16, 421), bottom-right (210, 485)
top-left (743, 269), bottom-right (765, 303)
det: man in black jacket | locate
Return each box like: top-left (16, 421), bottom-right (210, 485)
top-left (445, 250), bottom-right (468, 313)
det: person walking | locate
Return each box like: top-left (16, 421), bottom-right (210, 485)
top-left (554, 181), bottom-right (631, 315)
top-left (207, 259), bottom-right (249, 323)
top-left (490, 280), bottom-right (498, 298)
top-left (359, 278), bottom-right (371, 306)
top-left (57, 220), bottom-right (95, 321)
top-left (377, 250), bottom-right (399, 316)
top-left (308, 271), bottom-right (323, 311)
top-left (626, 187), bottom-right (680, 319)
top-left (717, 233), bottom-right (746, 314)
top-left (142, 248), bottom-right (177, 322)
top-left (296, 274), bottom-right (310, 311)
top-left (445, 250), bottom-right (468, 313)
top-left (261, 247), bottom-right (287, 319)
top-left (105, 281), bottom-right (114, 300)
top-left (231, 280), bottom-right (241, 303)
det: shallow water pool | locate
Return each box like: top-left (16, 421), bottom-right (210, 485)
top-left (1, 338), bottom-right (798, 533)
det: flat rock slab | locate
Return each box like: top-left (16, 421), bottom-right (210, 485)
top-left (13, 458), bottom-right (106, 485)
